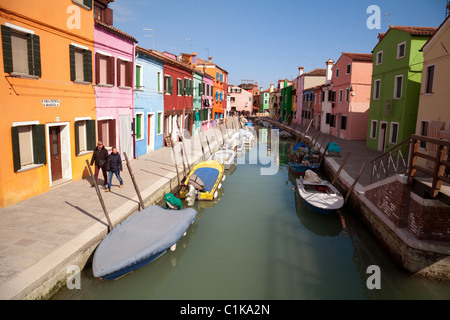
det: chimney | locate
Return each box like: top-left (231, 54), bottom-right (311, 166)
top-left (325, 59), bottom-right (334, 84)
top-left (270, 83), bottom-right (274, 93)
top-left (208, 56), bottom-right (213, 62)
top-left (298, 66), bottom-right (304, 77)
top-left (191, 52), bottom-right (197, 67)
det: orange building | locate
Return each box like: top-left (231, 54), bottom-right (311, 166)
top-left (0, 0), bottom-right (96, 207)
top-left (195, 56), bottom-right (228, 121)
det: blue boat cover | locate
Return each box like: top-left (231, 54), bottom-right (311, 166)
top-left (193, 167), bottom-right (220, 192)
top-left (328, 142), bottom-right (342, 153)
top-left (92, 205), bottom-right (198, 279)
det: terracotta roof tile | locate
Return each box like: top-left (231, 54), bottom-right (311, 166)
top-left (389, 25), bottom-right (438, 36)
top-left (342, 52), bottom-right (373, 62)
top-left (95, 20), bottom-right (137, 43)
top-left (304, 68), bottom-right (326, 76)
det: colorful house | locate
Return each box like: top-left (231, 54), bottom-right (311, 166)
top-left (366, 26), bottom-right (437, 152)
top-left (415, 16), bottom-right (450, 167)
top-left (228, 85), bottom-right (253, 115)
top-left (161, 52), bottom-right (194, 143)
top-left (135, 46), bottom-right (165, 156)
top-left (313, 85), bottom-right (324, 130)
top-left (93, 14), bottom-right (137, 159)
top-left (296, 68), bottom-right (326, 125)
top-left (320, 59), bottom-right (335, 134)
top-left (201, 73), bottom-right (214, 130)
top-left (0, 0), bottom-right (96, 207)
top-left (329, 53), bottom-right (373, 140)
top-left (301, 87), bottom-right (315, 124)
top-left (259, 89), bottom-right (271, 113)
top-left (280, 81), bottom-right (293, 122)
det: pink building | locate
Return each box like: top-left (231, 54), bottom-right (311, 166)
top-left (228, 85), bottom-right (253, 115)
top-left (330, 53), bottom-right (372, 140)
top-left (202, 73), bottom-right (214, 131)
top-left (94, 20), bottom-right (137, 158)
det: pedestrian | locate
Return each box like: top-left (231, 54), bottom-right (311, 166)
top-left (90, 141), bottom-right (109, 187)
top-left (106, 147), bottom-right (124, 192)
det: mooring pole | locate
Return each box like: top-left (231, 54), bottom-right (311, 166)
top-left (198, 130), bottom-right (206, 161)
top-left (176, 123), bottom-right (191, 173)
top-left (166, 134), bottom-right (181, 190)
top-left (123, 152), bottom-right (146, 210)
top-left (332, 152), bottom-right (352, 185)
top-left (85, 160), bottom-right (114, 232)
top-left (319, 137), bottom-right (332, 167)
top-left (345, 161), bottom-right (368, 204)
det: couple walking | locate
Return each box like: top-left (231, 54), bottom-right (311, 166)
top-left (90, 141), bottom-right (124, 192)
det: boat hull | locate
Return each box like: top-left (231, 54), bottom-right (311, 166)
top-left (289, 162), bottom-right (319, 175)
top-left (296, 178), bottom-right (344, 214)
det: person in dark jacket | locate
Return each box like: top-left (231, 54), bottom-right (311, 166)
top-left (106, 147), bottom-right (123, 192)
top-left (90, 141), bottom-right (109, 187)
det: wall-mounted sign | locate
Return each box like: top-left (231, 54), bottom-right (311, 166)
top-left (42, 99), bottom-right (60, 107)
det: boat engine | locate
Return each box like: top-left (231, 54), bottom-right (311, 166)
top-left (186, 174), bottom-right (205, 206)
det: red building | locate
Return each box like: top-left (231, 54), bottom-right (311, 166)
top-left (159, 52), bottom-right (194, 143)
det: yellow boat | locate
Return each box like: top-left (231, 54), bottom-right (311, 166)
top-left (180, 160), bottom-right (225, 203)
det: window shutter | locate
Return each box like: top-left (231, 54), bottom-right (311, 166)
top-left (83, 0), bottom-right (93, 9)
top-left (75, 121), bottom-right (80, 155)
top-left (69, 45), bottom-right (76, 81)
top-left (1, 25), bottom-right (13, 73)
top-left (117, 59), bottom-right (121, 86)
top-left (109, 120), bottom-right (116, 147)
top-left (107, 56), bottom-right (114, 85)
top-left (169, 76), bottom-right (173, 94)
top-left (83, 49), bottom-right (92, 83)
top-left (32, 124), bottom-right (46, 164)
top-left (86, 120), bottom-right (96, 151)
top-left (27, 34), bottom-right (41, 77)
top-left (126, 61), bottom-right (133, 87)
top-left (11, 127), bottom-right (21, 172)
top-left (95, 53), bottom-right (100, 85)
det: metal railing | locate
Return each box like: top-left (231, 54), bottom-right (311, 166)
top-left (370, 138), bottom-right (410, 183)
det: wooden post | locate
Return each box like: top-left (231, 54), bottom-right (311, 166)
top-left (432, 145), bottom-right (446, 198)
top-left (319, 137), bottom-right (332, 167)
top-left (305, 118), bottom-right (314, 134)
top-left (198, 130), bottom-right (206, 162)
top-left (124, 152), bottom-right (146, 210)
top-left (345, 161), bottom-right (368, 204)
top-left (85, 160), bottom-right (113, 232)
top-left (176, 123), bottom-right (191, 173)
top-left (166, 134), bottom-right (181, 189)
top-left (407, 138), bottom-right (419, 184)
top-left (205, 135), bottom-right (213, 157)
top-left (332, 152), bottom-right (352, 185)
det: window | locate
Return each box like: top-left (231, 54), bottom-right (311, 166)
top-left (346, 64), bottom-right (351, 75)
top-left (345, 88), bottom-right (350, 102)
top-left (157, 72), bottom-right (163, 93)
top-left (95, 52), bottom-right (114, 86)
top-left (341, 116), bottom-right (347, 130)
top-left (220, 73), bottom-right (223, 82)
top-left (97, 119), bottom-right (116, 148)
top-left (1, 24), bottom-right (41, 77)
top-left (199, 82), bottom-right (204, 96)
top-left (419, 121), bottom-right (429, 149)
top-left (230, 97), bottom-right (236, 102)
top-left (75, 120), bottom-right (96, 155)
top-left (135, 64), bottom-right (142, 90)
top-left (394, 75), bottom-right (403, 99)
top-left (373, 79), bottom-right (381, 100)
top-left (135, 113), bottom-right (144, 140)
top-left (339, 89), bottom-right (343, 102)
top-left (177, 78), bottom-right (183, 96)
top-left (329, 115), bottom-right (336, 128)
top-left (73, 0), bottom-right (93, 10)
top-left (425, 65), bottom-right (435, 94)
top-left (389, 122), bottom-right (399, 144)
top-left (11, 123), bottom-right (46, 172)
top-left (336, 68), bottom-right (340, 78)
top-left (397, 42), bottom-right (406, 59)
top-left (157, 112), bottom-right (163, 135)
top-left (376, 51), bottom-right (383, 65)
top-left (70, 44), bottom-right (92, 83)
top-left (117, 58), bottom-right (132, 88)
top-left (184, 78), bottom-right (193, 96)
top-left (164, 75), bottom-right (173, 94)
top-left (94, 5), bottom-right (102, 20)
top-left (370, 120), bottom-right (377, 139)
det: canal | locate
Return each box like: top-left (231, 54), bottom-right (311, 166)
top-left (52, 127), bottom-right (450, 300)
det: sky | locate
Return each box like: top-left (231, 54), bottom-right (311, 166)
top-left (110, 0), bottom-right (448, 90)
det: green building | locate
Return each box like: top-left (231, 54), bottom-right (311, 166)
top-left (366, 26), bottom-right (437, 152)
top-left (259, 90), bottom-right (270, 113)
top-left (280, 81), bottom-right (292, 121)
top-left (193, 70), bottom-right (204, 133)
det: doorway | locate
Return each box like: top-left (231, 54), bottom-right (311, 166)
top-left (50, 126), bottom-right (62, 181)
top-left (378, 121), bottom-right (387, 152)
top-left (119, 114), bottom-right (133, 159)
top-left (147, 113), bottom-right (155, 152)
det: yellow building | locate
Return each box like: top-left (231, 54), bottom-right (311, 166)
top-left (415, 16), bottom-right (450, 165)
top-left (0, 0), bottom-right (96, 207)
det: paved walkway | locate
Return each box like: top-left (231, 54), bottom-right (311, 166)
top-left (0, 118), bottom-right (240, 300)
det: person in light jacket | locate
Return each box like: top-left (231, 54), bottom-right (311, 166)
top-left (90, 141), bottom-right (109, 186)
top-left (106, 147), bottom-right (124, 192)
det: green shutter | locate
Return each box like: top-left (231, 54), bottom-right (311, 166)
top-left (69, 45), bottom-right (76, 81)
top-left (11, 127), bottom-right (21, 172)
top-left (83, 0), bottom-right (93, 9)
top-left (169, 76), bottom-right (173, 94)
top-left (74, 121), bottom-right (80, 155)
top-left (32, 124), bottom-right (46, 165)
top-left (1, 25), bottom-right (13, 73)
top-left (83, 49), bottom-right (92, 83)
top-left (136, 115), bottom-right (142, 140)
top-left (136, 65), bottom-right (141, 88)
top-left (86, 120), bottom-right (96, 151)
top-left (27, 34), bottom-right (41, 77)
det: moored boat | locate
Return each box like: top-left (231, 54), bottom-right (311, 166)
top-left (208, 149), bottom-right (236, 170)
top-left (180, 160), bottom-right (225, 205)
top-left (296, 170), bottom-right (344, 215)
top-left (92, 205), bottom-right (198, 280)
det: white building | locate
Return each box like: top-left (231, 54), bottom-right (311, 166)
top-left (320, 59), bottom-right (335, 134)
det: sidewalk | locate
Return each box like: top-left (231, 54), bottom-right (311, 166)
top-left (0, 119), bottom-right (238, 300)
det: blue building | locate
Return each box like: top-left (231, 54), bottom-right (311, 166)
top-left (135, 46), bottom-right (165, 156)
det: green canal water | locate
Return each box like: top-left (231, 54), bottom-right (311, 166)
top-left (52, 129), bottom-right (450, 300)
